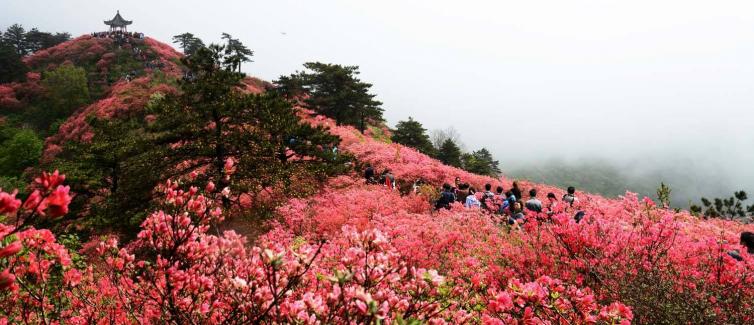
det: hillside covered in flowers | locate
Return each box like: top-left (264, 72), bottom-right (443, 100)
top-left (1, 33), bottom-right (753, 324)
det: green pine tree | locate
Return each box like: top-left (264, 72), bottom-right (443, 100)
top-left (437, 139), bottom-right (462, 167)
top-left (146, 44), bottom-right (348, 202)
top-left (51, 115), bottom-right (159, 232)
top-left (0, 42), bottom-right (27, 83)
top-left (2, 24), bottom-right (27, 55)
top-left (172, 32), bottom-right (205, 56)
top-left (391, 117), bottom-right (436, 156)
top-left (276, 62), bottom-right (383, 133)
top-left (221, 33), bottom-right (253, 72)
top-left (462, 148), bottom-right (500, 176)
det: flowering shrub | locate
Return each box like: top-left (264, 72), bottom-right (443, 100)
top-left (43, 76), bottom-right (178, 161)
top-left (0, 85), bottom-right (21, 111)
top-left (0, 172), bottom-right (631, 324)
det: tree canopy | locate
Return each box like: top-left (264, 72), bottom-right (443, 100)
top-left (276, 62), bottom-right (383, 133)
top-left (437, 138), bottom-right (462, 168)
top-left (221, 33), bottom-right (253, 72)
top-left (391, 117), bottom-right (436, 156)
top-left (461, 148), bottom-right (500, 177)
top-left (172, 32), bottom-right (205, 56)
top-left (1, 24), bottom-right (70, 56)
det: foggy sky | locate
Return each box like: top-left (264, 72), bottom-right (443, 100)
top-left (2, 0), bottom-right (753, 197)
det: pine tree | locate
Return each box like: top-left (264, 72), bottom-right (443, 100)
top-left (52, 115), bottom-right (159, 232)
top-left (146, 44), bottom-right (347, 201)
top-left (276, 62), bottom-right (383, 133)
top-left (172, 32), bottom-right (205, 56)
top-left (0, 42), bottom-right (27, 83)
top-left (2, 24), bottom-right (27, 55)
top-left (221, 33), bottom-right (253, 72)
top-left (24, 28), bottom-right (69, 53)
top-left (691, 191), bottom-right (753, 219)
top-left (462, 148), bottom-right (500, 176)
top-left (437, 139), bottom-right (462, 167)
top-left (391, 117), bottom-right (436, 156)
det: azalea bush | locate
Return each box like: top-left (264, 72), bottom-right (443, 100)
top-left (0, 172), bottom-right (631, 324)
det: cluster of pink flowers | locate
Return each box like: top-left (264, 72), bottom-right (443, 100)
top-left (1, 171), bottom-right (632, 323)
top-left (23, 35), bottom-right (112, 69)
top-left (43, 76), bottom-right (178, 161)
top-left (0, 170), bottom-right (73, 296)
top-left (0, 85), bottom-right (21, 110)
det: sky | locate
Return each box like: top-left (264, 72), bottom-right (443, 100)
top-left (2, 0), bottom-right (753, 199)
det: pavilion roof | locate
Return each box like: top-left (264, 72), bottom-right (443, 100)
top-left (104, 11), bottom-right (132, 27)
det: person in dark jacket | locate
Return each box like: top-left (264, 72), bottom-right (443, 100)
top-left (435, 183), bottom-right (456, 210)
top-left (364, 164), bottom-right (375, 184)
top-left (742, 232), bottom-right (754, 255)
top-left (511, 181), bottom-right (523, 203)
top-left (456, 183), bottom-right (470, 204)
top-left (728, 231), bottom-right (754, 261)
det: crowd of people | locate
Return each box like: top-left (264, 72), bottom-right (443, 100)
top-left (362, 164), bottom-right (754, 260)
top-left (433, 177), bottom-right (583, 227)
top-left (91, 30), bottom-right (145, 45)
top-left (361, 164), bottom-right (583, 228)
top-left (363, 163), bottom-right (396, 189)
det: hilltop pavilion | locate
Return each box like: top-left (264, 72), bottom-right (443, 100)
top-left (104, 11), bottom-right (132, 32)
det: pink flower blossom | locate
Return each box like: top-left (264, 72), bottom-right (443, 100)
top-left (0, 190), bottom-right (21, 214)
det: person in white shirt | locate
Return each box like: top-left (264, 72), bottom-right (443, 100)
top-left (465, 188), bottom-right (481, 208)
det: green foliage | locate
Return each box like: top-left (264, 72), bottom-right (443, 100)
top-left (691, 191), bottom-right (753, 219)
top-left (0, 43), bottom-right (27, 83)
top-left (0, 128), bottom-right (43, 177)
top-left (1, 24), bottom-right (69, 55)
top-left (221, 33), bottom-right (253, 72)
top-left (2, 24), bottom-right (27, 55)
top-left (150, 45), bottom-right (349, 191)
top-left (51, 115), bottom-right (158, 232)
top-left (656, 182), bottom-right (672, 209)
top-left (23, 28), bottom-right (70, 53)
top-left (30, 64), bottom-right (90, 133)
top-left (391, 117), bottom-right (436, 156)
top-left (172, 32), bottom-right (205, 56)
top-left (461, 148), bottom-right (500, 177)
top-left (0, 176), bottom-right (27, 194)
top-left (437, 139), bottom-right (462, 168)
top-left (276, 62), bottom-right (383, 133)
